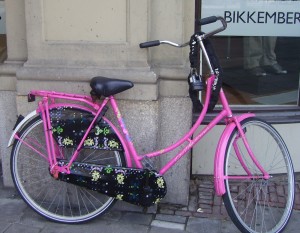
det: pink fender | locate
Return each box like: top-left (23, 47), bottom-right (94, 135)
top-left (214, 113), bottom-right (255, 196)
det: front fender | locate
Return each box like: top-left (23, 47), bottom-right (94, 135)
top-left (214, 113), bottom-right (255, 196)
top-left (7, 110), bottom-right (38, 147)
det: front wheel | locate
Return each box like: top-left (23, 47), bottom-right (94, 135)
top-left (11, 116), bottom-right (126, 223)
top-left (223, 118), bottom-right (294, 233)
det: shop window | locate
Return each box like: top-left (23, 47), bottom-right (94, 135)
top-left (196, 0), bottom-right (300, 108)
top-left (212, 36), bottom-right (300, 106)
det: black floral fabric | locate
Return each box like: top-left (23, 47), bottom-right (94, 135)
top-left (50, 107), bottom-right (123, 151)
top-left (58, 160), bottom-right (167, 207)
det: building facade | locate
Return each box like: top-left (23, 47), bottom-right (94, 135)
top-left (0, 0), bottom-right (299, 207)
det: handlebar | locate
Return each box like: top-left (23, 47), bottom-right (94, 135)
top-left (197, 16), bottom-right (219, 26)
top-left (139, 40), bottom-right (160, 48)
top-left (139, 16), bottom-right (227, 48)
top-left (139, 40), bottom-right (189, 49)
top-left (199, 16), bottom-right (227, 39)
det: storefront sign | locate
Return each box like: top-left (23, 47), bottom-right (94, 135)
top-left (201, 0), bottom-right (300, 36)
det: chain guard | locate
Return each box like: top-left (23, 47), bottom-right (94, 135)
top-left (57, 160), bottom-right (167, 207)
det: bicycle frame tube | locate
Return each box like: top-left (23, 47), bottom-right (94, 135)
top-left (109, 97), bottom-right (143, 168)
top-left (30, 90), bottom-right (98, 110)
top-left (107, 75), bottom-right (231, 175)
top-left (106, 75), bottom-right (212, 173)
top-left (39, 99), bottom-right (56, 169)
top-left (106, 74), bottom-right (269, 195)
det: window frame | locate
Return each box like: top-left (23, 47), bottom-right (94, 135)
top-left (194, 106), bottom-right (300, 125)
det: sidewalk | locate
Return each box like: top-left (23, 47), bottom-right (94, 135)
top-left (0, 173), bottom-right (299, 233)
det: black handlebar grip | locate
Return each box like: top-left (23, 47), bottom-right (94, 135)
top-left (139, 40), bottom-right (161, 48)
top-left (198, 16), bottom-right (218, 26)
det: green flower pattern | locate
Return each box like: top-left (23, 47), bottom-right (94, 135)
top-left (94, 125), bottom-right (103, 135)
top-left (103, 127), bottom-right (110, 136)
top-left (105, 167), bottom-right (113, 174)
top-left (95, 126), bottom-right (110, 136)
top-left (52, 126), bottom-right (63, 134)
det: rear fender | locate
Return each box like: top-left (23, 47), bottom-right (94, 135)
top-left (7, 110), bottom-right (38, 147)
top-left (214, 113), bottom-right (255, 196)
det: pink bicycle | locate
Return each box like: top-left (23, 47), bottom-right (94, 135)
top-left (8, 16), bottom-right (294, 233)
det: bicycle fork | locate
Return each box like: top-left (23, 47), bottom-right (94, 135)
top-left (233, 119), bottom-right (270, 180)
top-left (214, 115), bottom-right (270, 196)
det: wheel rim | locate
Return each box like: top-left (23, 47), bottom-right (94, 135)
top-left (224, 120), bottom-right (294, 233)
top-left (12, 118), bottom-right (124, 223)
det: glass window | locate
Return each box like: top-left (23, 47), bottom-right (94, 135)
top-left (198, 0), bottom-right (300, 106)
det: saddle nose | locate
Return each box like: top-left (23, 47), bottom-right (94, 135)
top-left (90, 76), bottom-right (134, 97)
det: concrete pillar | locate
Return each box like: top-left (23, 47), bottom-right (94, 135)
top-left (0, 0), bottom-right (27, 187)
top-left (2, 0), bottom-right (195, 208)
top-left (0, 63), bottom-right (20, 187)
top-left (157, 97), bottom-right (192, 205)
top-left (150, 0), bottom-right (194, 206)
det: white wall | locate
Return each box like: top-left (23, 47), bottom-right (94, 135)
top-left (192, 123), bottom-right (300, 174)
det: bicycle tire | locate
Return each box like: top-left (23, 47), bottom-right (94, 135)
top-left (11, 115), bottom-right (126, 223)
top-left (223, 117), bottom-right (294, 233)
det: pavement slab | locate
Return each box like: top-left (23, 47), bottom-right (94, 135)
top-left (0, 169), bottom-right (299, 233)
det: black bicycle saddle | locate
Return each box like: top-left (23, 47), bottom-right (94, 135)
top-left (90, 76), bottom-right (134, 97)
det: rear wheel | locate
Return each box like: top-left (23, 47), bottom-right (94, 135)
top-left (223, 118), bottom-right (294, 233)
top-left (11, 116), bottom-right (126, 223)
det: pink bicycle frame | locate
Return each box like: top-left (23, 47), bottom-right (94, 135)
top-left (24, 74), bottom-right (268, 196)
top-left (108, 75), bottom-right (269, 196)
